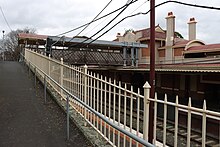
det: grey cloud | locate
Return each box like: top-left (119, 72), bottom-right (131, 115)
top-left (1, 0), bottom-right (220, 44)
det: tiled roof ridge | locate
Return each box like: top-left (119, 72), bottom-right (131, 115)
top-left (18, 33), bottom-right (48, 40)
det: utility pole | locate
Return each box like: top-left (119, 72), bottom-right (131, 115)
top-left (149, 0), bottom-right (155, 143)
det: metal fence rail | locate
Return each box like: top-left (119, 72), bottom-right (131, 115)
top-left (24, 49), bottom-right (154, 147)
top-left (24, 49), bottom-right (220, 147)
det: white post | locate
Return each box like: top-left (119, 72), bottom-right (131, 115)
top-left (100, 75), bottom-right (103, 133)
top-left (130, 86), bottom-right (134, 147)
top-left (163, 94), bottom-right (168, 146)
top-left (96, 74), bottom-right (99, 129)
top-left (84, 65), bottom-right (88, 126)
top-left (104, 76), bottom-right (107, 137)
top-left (118, 81), bottom-right (121, 147)
top-left (123, 83), bottom-right (127, 147)
top-left (113, 79), bottom-right (116, 145)
top-left (93, 73), bottom-right (96, 126)
top-left (143, 81), bottom-right (151, 141)
top-left (174, 96), bottom-right (179, 147)
top-left (87, 71), bottom-right (92, 123)
top-left (136, 88), bottom-right (140, 147)
top-left (108, 77), bottom-right (111, 140)
top-left (153, 93), bottom-right (158, 145)
top-left (78, 68), bottom-right (81, 112)
top-left (60, 58), bottom-right (64, 100)
top-left (187, 97), bottom-right (192, 147)
top-left (202, 100), bottom-right (207, 147)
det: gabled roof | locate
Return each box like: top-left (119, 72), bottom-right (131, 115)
top-left (137, 29), bottom-right (166, 40)
top-left (135, 25), bottom-right (166, 41)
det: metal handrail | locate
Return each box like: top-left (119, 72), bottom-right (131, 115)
top-left (22, 54), bottom-right (154, 147)
top-left (25, 49), bottom-right (144, 98)
top-left (148, 97), bottom-right (220, 118)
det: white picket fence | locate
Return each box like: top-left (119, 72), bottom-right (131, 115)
top-left (24, 49), bottom-right (220, 147)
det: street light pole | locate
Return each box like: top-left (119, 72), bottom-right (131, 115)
top-left (2, 30), bottom-right (5, 61)
top-left (149, 0), bottom-right (155, 143)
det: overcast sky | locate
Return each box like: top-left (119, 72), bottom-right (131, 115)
top-left (0, 0), bottom-right (220, 44)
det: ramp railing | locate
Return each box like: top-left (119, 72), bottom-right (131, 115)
top-left (24, 48), bottom-right (220, 147)
top-left (24, 49), bottom-right (154, 147)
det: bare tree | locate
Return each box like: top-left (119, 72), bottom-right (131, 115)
top-left (0, 28), bottom-right (36, 61)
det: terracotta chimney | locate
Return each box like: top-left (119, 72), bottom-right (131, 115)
top-left (165, 12), bottom-right (175, 62)
top-left (188, 17), bottom-right (197, 40)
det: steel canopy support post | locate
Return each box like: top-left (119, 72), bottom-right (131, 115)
top-left (131, 47), bottom-right (134, 66)
top-left (149, 0), bottom-right (155, 143)
top-left (123, 47), bottom-right (127, 66)
top-left (135, 48), bottom-right (139, 67)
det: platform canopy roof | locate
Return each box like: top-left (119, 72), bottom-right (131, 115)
top-left (48, 36), bottom-right (147, 50)
top-left (18, 33), bottom-right (147, 50)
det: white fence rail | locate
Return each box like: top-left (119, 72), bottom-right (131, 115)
top-left (24, 49), bottom-right (220, 147)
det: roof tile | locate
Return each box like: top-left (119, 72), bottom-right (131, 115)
top-left (18, 33), bottom-right (48, 40)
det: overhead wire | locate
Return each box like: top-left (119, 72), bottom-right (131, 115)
top-left (0, 6), bottom-right (12, 31)
top-left (79, 0), bottom-right (220, 47)
top-left (130, 0), bottom-right (149, 14)
top-left (83, 12), bottom-right (113, 36)
top-left (84, 0), bottom-right (148, 36)
top-left (68, 0), bottom-right (113, 43)
top-left (56, 0), bottom-right (139, 37)
top-left (76, 0), bottom-right (113, 36)
top-left (68, 0), bottom-right (137, 48)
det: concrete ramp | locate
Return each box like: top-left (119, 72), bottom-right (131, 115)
top-left (0, 62), bottom-right (92, 147)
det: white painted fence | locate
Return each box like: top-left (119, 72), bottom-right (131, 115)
top-left (24, 49), bottom-right (220, 147)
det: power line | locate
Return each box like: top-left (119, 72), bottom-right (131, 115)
top-left (56, 0), bottom-right (139, 37)
top-left (84, 0), bottom-right (149, 36)
top-left (130, 0), bottom-right (149, 14)
top-left (81, 0), bottom-right (220, 47)
top-left (76, 0), bottom-right (113, 37)
top-left (83, 12), bottom-right (113, 36)
top-left (0, 6), bottom-right (12, 31)
top-left (67, 0), bottom-right (113, 43)
top-left (68, 0), bottom-right (137, 48)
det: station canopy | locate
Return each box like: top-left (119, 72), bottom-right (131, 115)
top-left (18, 33), bottom-right (147, 50)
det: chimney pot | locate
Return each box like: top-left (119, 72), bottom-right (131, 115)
top-left (166, 12), bottom-right (175, 19)
top-left (188, 17), bottom-right (197, 24)
top-left (190, 17), bottom-right (195, 21)
top-left (168, 12), bottom-right (173, 16)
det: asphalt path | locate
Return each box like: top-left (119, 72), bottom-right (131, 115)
top-left (0, 62), bottom-right (93, 147)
